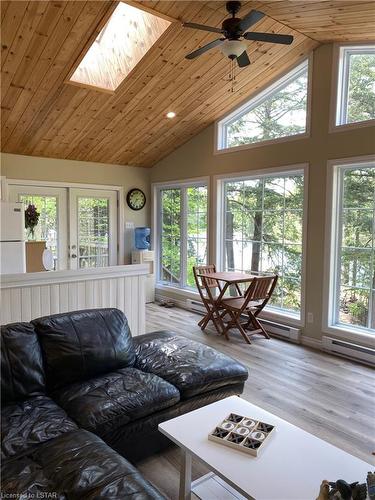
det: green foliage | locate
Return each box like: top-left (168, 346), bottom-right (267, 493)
top-left (225, 175), bottom-right (304, 313)
top-left (160, 186), bottom-right (207, 287)
top-left (339, 168), bottom-right (375, 328)
top-left (226, 68), bottom-right (308, 147)
top-left (78, 197), bottom-right (109, 268)
top-left (347, 53), bottom-right (375, 123)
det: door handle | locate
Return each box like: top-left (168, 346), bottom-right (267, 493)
top-left (71, 254), bottom-right (77, 259)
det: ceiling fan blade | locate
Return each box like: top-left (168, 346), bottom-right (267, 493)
top-left (182, 22), bottom-right (224, 34)
top-left (185, 38), bottom-right (225, 59)
top-left (244, 32), bottom-right (294, 45)
top-left (237, 50), bottom-right (251, 68)
top-left (238, 10), bottom-right (265, 32)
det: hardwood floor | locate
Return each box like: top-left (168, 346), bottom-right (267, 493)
top-left (138, 303), bottom-right (375, 500)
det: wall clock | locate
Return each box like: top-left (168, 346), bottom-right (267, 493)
top-left (126, 188), bottom-right (146, 210)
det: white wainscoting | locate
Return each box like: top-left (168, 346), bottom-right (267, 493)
top-left (0, 264), bottom-right (148, 336)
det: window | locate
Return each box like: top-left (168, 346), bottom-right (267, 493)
top-left (327, 161), bottom-right (375, 333)
top-left (69, 3), bottom-right (170, 92)
top-left (157, 181), bottom-right (208, 289)
top-left (8, 184), bottom-right (118, 270)
top-left (221, 169), bottom-right (305, 318)
top-left (335, 45), bottom-right (375, 126)
top-left (217, 59), bottom-right (309, 151)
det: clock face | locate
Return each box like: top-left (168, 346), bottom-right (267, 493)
top-left (127, 189), bottom-right (146, 210)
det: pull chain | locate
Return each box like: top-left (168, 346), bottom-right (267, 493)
top-left (228, 58), bottom-right (237, 93)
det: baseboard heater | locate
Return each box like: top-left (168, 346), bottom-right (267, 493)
top-left (322, 336), bottom-right (375, 365)
top-left (186, 299), bottom-right (301, 342)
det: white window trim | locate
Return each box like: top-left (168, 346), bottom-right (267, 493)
top-left (329, 42), bottom-right (375, 133)
top-left (214, 163), bottom-right (308, 326)
top-left (5, 178), bottom-right (125, 266)
top-left (152, 176), bottom-right (210, 291)
top-left (323, 155), bottom-right (375, 344)
top-left (214, 55), bottom-right (313, 155)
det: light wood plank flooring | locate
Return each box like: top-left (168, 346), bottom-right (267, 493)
top-left (137, 304), bottom-right (375, 500)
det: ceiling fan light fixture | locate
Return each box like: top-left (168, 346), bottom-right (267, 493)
top-left (220, 40), bottom-right (247, 59)
top-left (166, 111), bottom-right (176, 119)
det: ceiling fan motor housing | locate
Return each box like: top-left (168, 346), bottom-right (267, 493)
top-left (222, 17), bottom-right (243, 39)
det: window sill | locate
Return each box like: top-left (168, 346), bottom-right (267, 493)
top-left (214, 131), bottom-right (309, 156)
top-left (329, 118), bottom-right (375, 134)
top-left (155, 283), bottom-right (303, 327)
top-left (323, 324), bottom-right (375, 346)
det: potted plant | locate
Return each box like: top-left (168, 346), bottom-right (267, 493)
top-left (24, 204), bottom-right (40, 240)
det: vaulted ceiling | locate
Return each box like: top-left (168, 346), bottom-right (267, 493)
top-left (1, 1), bottom-right (374, 167)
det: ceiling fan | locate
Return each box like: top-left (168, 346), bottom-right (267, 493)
top-left (182, 1), bottom-right (293, 68)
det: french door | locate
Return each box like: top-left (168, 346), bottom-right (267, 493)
top-left (69, 189), bottom-right (117, 269)
top-left (8, 184), bottom-right (118, 270)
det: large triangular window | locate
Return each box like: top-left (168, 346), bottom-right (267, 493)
top-left (69, 2), bottom-right (170, 92)
top-left (217, 59), bottom-right (310, 150)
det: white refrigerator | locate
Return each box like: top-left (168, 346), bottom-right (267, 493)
top-left (0, 201), bottom-right (26, 274)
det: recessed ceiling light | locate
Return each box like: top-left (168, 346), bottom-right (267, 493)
top-left (166, 111), bottom-right (176, 119)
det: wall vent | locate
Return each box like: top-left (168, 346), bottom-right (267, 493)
top-left (322, 336), bottom-right (375, 365)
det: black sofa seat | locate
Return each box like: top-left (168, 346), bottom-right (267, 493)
top-left (134, 331), bottom-right (248, 399)
top-left (53, 368), bottom-right (180, 435)
top-left (1, 430), bottom-right (164, 500)
top-left (1, 395), bottom-right (77, 460)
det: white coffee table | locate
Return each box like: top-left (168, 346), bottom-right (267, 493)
top-left (158, 396), bottom-right (373, 500)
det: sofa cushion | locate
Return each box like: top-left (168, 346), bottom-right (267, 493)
top-left (1, 395), bottom-right (78, 460)
top-left (1, 429), bottom-right (164, 499)
top-left (134, 331), bottom-right (248, 399)
top-left (1, 322), bottom-right (46, 404)
top-left (54, 368), bottom-right (180, 435)
top-left (32, 308), bottom-right (136, 391)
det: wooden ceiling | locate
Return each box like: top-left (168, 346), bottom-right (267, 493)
top-left (1, 1), bottom-right (374, 167)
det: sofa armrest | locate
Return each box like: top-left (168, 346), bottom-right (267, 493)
top-left (134, 331), bottom-right (248, 399)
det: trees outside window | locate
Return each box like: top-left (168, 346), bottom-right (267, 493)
top-left (223, 171), bottom-right (305, 317)
top-left (158, 183), bottom-right (208, 289)
top-left (335, 165), bottom-right (375, 330)
top-left (217, 59), bottom-right (309, 150)
top-left (336, 45), bottom-right (375, 126)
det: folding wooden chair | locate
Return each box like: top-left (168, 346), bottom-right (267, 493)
top-left (220, 275), bottom-right (278, 344)
top-left (193, 265), bottom-right (226, 335)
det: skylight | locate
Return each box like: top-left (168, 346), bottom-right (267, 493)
top-left (69, 2), bottom-right (171, 92)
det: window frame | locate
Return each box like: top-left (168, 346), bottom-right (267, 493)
top-left (323, 156), bottom-right (375, 343)
top-left (152, 176), bottom-right (210, 291)
top-left (330, 43), bottom-right (375, 133)
top-left (215, 56), bottom-right (312, 154)
top-left (214, 163), bottom-right (308, 327)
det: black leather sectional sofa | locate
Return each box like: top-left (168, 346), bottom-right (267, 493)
top-left (1, 308), bottom-right (248, 499)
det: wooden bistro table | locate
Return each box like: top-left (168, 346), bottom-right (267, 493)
top-left (196, 271), bottom-right (256, 338)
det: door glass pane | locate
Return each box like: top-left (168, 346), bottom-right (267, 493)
top-left (78, 197), bottom-right (109, 268)
top-left (19, 195), bottom-right (58, 268)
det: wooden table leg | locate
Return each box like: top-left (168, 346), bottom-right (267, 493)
top-left (179, 449), bottom-right (192, 500)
